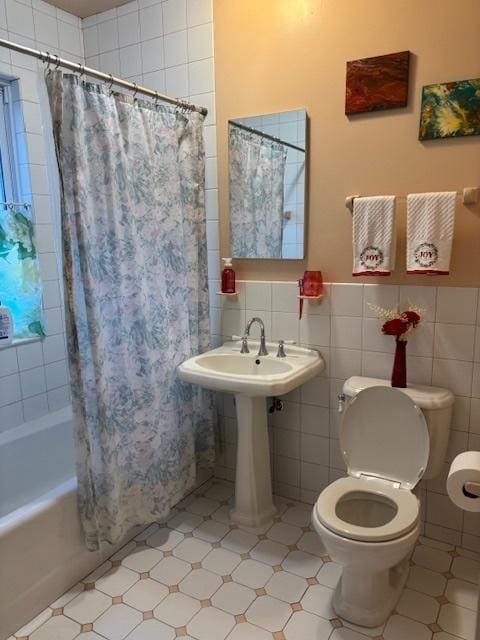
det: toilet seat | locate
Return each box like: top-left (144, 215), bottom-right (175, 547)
top-left (339, 386), bottom-right (429, 490)
top-left (315, 386), bottom-right (428, 543)
top-left (314, 476), bottom-right (419, 542)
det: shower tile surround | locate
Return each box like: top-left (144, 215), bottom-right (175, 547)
top-left (9, 478), bottom-right (480, 640)
top-left (0, 0), bottom-right (84, 430)
top-left (211, 281), bottom-right (480, 553)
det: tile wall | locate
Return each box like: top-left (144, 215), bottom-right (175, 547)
top-left (211, 280), bottom-right (480, 552)
top-left (0, 0), bottom-right (84, 431)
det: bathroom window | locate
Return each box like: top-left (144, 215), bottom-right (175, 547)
top-left (0, 81), bottom-right (44, 342)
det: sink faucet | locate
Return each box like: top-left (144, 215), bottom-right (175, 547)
top-left (243, 317), bottom-right (268, 356)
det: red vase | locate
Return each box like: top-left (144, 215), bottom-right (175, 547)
top-left (391, 338), bottom-right (407, 388)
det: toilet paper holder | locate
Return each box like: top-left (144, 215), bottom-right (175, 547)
top-left (463, 481), bottom-right (480, 498)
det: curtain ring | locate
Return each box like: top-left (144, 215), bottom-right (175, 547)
top-left (154, 90), bottom-right (160, 109)
top-left (78, 64), bottom-right (85, 78)
top-left (54, 54), bottom-right (61, 70)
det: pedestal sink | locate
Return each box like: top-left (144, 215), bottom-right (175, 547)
top-left (179, 340), bottom-right (324, 528)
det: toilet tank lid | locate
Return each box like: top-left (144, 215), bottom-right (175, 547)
top-left (343, 377), bottom-right (454, 410)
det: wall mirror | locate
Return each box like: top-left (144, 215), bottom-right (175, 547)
top-left (228, 109), bottom-right (307, 260)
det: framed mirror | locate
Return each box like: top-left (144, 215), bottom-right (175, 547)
top-left (228, 109), bottom-right (307, 260)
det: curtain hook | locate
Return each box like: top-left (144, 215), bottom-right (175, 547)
top-left (54, 54), bottom-right (61, 70)
top-left (43, 51), bottom-right (52, 72)
top-left (154, 90), bottom-right (160, 109)
top-left (132, 82), bottom-right (139, 104)
top-left (78, 64), bottom-right (85, 79)
top-left (105, 73), bottom-right (114, 94)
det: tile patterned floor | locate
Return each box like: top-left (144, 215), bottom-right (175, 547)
top-left (10, 479), bottom-right (479, 640)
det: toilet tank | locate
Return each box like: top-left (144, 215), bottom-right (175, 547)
top-left (342, 377), bottom-right (454, 480)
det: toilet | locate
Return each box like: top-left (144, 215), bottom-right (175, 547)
top-left (312, 376), bottom-right (454, 628)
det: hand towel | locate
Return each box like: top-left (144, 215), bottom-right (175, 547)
top-left (406, 191), bottom-right (456, 275)
top-left (352, 195), bottom-right (396, 276)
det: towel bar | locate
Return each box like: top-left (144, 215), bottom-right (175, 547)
top-left (345, 187), bottom-right (479, 213)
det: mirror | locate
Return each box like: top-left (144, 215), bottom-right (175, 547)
top-left (228, 109), bottom-right (307, 260)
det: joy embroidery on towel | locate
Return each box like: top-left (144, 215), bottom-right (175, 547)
top-left (414, 242), bottom-right (438, 268)
top-left (360, 246), bottom-right (384, 269)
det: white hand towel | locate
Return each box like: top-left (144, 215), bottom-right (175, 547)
top-left (352, 195), bottom-right (396, 276)
top-left (406, 192), bottom-right (456, 275)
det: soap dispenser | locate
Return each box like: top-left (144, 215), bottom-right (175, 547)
top-left (221, 258), bottom-right (236, 294)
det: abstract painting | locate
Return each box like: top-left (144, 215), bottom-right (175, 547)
top-left (345, 51), bottom-right (410, 115)
top-left (419, 78), bottom-right (480, 140)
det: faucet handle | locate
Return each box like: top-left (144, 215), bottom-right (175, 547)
top-left (276, 340), bottom-right (287, 358)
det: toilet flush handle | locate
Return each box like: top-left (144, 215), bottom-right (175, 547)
top-left (338, 393), bottom-right (346, 413)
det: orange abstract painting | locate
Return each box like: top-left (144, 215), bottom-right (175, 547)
top-left (345, 51), bottom-right (410, 115)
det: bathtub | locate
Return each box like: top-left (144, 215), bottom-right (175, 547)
top-left (0, 405), bottom-right (213, 639)
top-left (0, 408), bottom-right (116, 640)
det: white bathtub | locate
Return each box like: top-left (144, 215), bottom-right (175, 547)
top-left (0, 405), bottom-right (213, 639)
top-left (0, 408), bottom-right (116, 640)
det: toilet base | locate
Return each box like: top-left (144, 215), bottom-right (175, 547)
top-left (333, 557), bottom-right (410, 628)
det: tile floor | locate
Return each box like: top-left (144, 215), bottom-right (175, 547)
top-left (11, 479), bottom-right (479, 640)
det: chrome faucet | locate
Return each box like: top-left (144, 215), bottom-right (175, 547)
top-left (244, 317), bottom-right (268, 356)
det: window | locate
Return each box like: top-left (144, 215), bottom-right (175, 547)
top-left (0, 81), bottom-right (44, 341)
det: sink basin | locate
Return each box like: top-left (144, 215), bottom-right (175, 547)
top-left (179, 339), bottom-right (324, 529)
top-left (179, 340), bottom-right (323, 396)
top-left (196, 354), bottom-right (292, 376)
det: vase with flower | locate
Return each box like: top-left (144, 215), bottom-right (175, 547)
top-left (368, 304), bottom-right (424, 388)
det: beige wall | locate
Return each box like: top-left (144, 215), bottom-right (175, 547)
top-left (214, 0), bottom-right (480, 285)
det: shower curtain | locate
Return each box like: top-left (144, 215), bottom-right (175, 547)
top-left (229, 125), bottom-right (287, 258)
top-left (46, 71), bottom-right (215, 550)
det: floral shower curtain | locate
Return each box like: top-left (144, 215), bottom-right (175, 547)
top-left (46, 71), bottom-right (215, 550)
top-left (229, 125), bottom-right (287, 258)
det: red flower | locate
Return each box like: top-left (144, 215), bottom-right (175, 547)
top-left (401, 311), bottom-right (421, 327)
top-left (382, 318), bottom-right (408, 337)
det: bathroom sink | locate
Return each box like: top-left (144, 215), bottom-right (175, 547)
top-left (179, 340), bottom-right (323, 396)
top-left (179, 339), bottom-right (324, 529)
top-left (196, 353), bottom-right (292, 375)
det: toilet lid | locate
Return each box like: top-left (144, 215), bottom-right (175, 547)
top-left (340, 386), bottom-right (429, 489)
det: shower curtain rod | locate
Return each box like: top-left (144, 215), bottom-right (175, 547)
top-left (0, 38), bottom-right (208, 116)
top-left (229, 120), bottom-right (306, 153)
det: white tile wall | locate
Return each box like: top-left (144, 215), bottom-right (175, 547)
top-left (213, 281), bottom-right (480, 551)
top-left (0, 0), bottom-right (83, 431)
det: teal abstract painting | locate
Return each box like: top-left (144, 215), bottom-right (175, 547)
top-left (419, 78), bottom-right (480, 140)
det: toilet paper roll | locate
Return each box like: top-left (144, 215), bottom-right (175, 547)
top-left (447, 451), bottom-right (480, 512)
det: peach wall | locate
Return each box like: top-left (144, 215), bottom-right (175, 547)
top-left (213, 0), bottom-right (480, 285)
